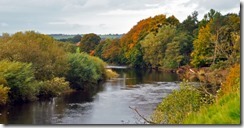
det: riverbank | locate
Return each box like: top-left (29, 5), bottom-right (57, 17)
top-left (151, 64), bottom-right (240, 124)
top-left (176, 65), bottom-right (229, 84)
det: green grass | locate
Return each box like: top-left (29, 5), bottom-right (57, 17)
top-left (183, 92), bottom-right (240, 124)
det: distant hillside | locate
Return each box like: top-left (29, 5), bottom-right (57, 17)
top-left (49, 34), bottom-right (123, 40)
top-left (49, 34), bottom-right (75, 40)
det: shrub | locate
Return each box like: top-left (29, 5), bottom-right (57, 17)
top-left (66, 53), bottom-right (107, 90)
top-left (183, 88), bottom-right (240, 124)
top-left (38, 77), bottom-right (71, 98)
top-left (183, 64), bottom-right (240, 124)
top-left (221, 64), bottom-right (240, 94)
top-left (151, 81), bottom-right (201, 124)
top-left (0, 85), bottom-right (10, 105)
top-left (0, 60), bottom-right (38, 102)
top-left (210, 60), bottom-right (228, 70)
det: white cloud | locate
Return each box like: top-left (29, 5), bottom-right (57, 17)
top-left (0, 0), bottom-right (240, 34)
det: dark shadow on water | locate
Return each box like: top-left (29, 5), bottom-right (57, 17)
top-left (0, 68), bottom-right (180, 124)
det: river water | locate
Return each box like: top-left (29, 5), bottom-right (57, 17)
top-left (0, 67), bottom-right (180, 124)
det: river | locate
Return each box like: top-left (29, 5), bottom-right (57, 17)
top-left (0, 67), bottom-right (180, 124)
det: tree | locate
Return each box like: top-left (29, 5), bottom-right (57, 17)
top-left (126, 43), bottom-right (145, 68)
top-left (79, 33), bottom-right (101, 53)
top-left (0, 60), bottom-right (38, 102)
top-left (119, 14), bottom-right (180, 66)
top-left (163, 32), bottom-right (192, 69)
top-left (141, 25), bottom-right (177, 68)
top-left (100, 39), bottom-right (122, 63)
top-left (191, 10), bottom-right (240, 68)
top-left (215, 14), bottom-right (240, 65)
top-left (94, 39), bottom-right (108, 59)
top-left (179, 11), bottom-right (199, 36)
top-left (191, 23), bottom-right (212, 67)
top-left (166, 15), bottom-right (180, 26)
top-left (72, 34), bottom-right (82, 43)
top-left (0, 31), bottom-right (69, 80)
top-left (66, 53), bottom-right (106, 90)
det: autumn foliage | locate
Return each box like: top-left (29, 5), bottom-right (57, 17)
top-left (221, 64), bottom-right (240, 94)
top-left (0, 31), bottom-right (109, 104)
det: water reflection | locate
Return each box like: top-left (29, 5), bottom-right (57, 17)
top-left (118, 68), bottom-right (179, 85)
top-left (0, 68), bottom-right (180, 124)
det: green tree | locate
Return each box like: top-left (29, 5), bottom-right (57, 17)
top-left (0, 60), bottom-right (38, 103)
top-left (179, 11), bottom-right (199, 37)
top-left (216, 14), bottom-right (240, 65)
top-left (72, 34), bottom-right (82, 43)
top-left (0, 31), bottom-right (69, 80)
top-left (126, 43), bottom-right (145, 68)
top-left (94, 39), bottom-right (108, 59)
top-left (166, 15), bottom-right (180, 26)
top-left (79, 33), bottom-right (101, 53)
top-left (141, 25), bottom-right (177, 68)
top-left (191, 10), bottom-right (240, 68)
top-left (163, 31), bottom-right (193, 69)
top-left (191, 23), bottom-right (212, 67)
top-left (66, 53), bottom-right (106, 90)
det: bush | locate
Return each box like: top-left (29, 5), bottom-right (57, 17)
top-left (151, 81), bottom-right (201, 124)
top-left (0, 31), bottom-right (69, 80)
top-left (0, 60), bottom-right (38, 102)
top-left (0, 85), bottom-right (10, 105)
top-left (210, 61), bottom-right (228, 70)
top-left (183, 88), bottom-right (240, 124)
top-left (38, 77), bottom-right (71, 98)
top-left (66, 53), bottom-right (107, 90)
top-left (221, 64), bottom-right (240, 94)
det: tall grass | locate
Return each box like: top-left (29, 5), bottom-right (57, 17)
top-left (183, 91), bottom-right (240, 124)
top-left (183, 64), bottom-right (240, 124)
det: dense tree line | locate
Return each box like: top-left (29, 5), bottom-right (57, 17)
top-left (0, 31), bottom-right (111, 105)
top-left (82, 9), bottom-right (239, 71)
top-left (58, 35), bottom-right (82, 43)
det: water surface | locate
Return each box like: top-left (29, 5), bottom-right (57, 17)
top-left (0, 68), bottom-right (180, 124)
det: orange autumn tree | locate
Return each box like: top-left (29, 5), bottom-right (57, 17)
top-left (119, 14), bottom-right (179, 67)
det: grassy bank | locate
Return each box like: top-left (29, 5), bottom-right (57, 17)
top-left (151, 64), bottom-right (240, 124)
top-left (183, 91), bottom-right (240, 124)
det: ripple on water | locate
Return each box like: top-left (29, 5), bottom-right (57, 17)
top-left (53, 82), bottom-right (180, 124)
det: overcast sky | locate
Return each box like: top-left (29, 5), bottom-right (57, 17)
top-left (0, 0), bottom-right (240, 35)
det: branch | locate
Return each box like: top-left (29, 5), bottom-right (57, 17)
top-left (199, 85), bottom-right (217, 98)
top-left (129, 106), bottom-right (157, 124)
